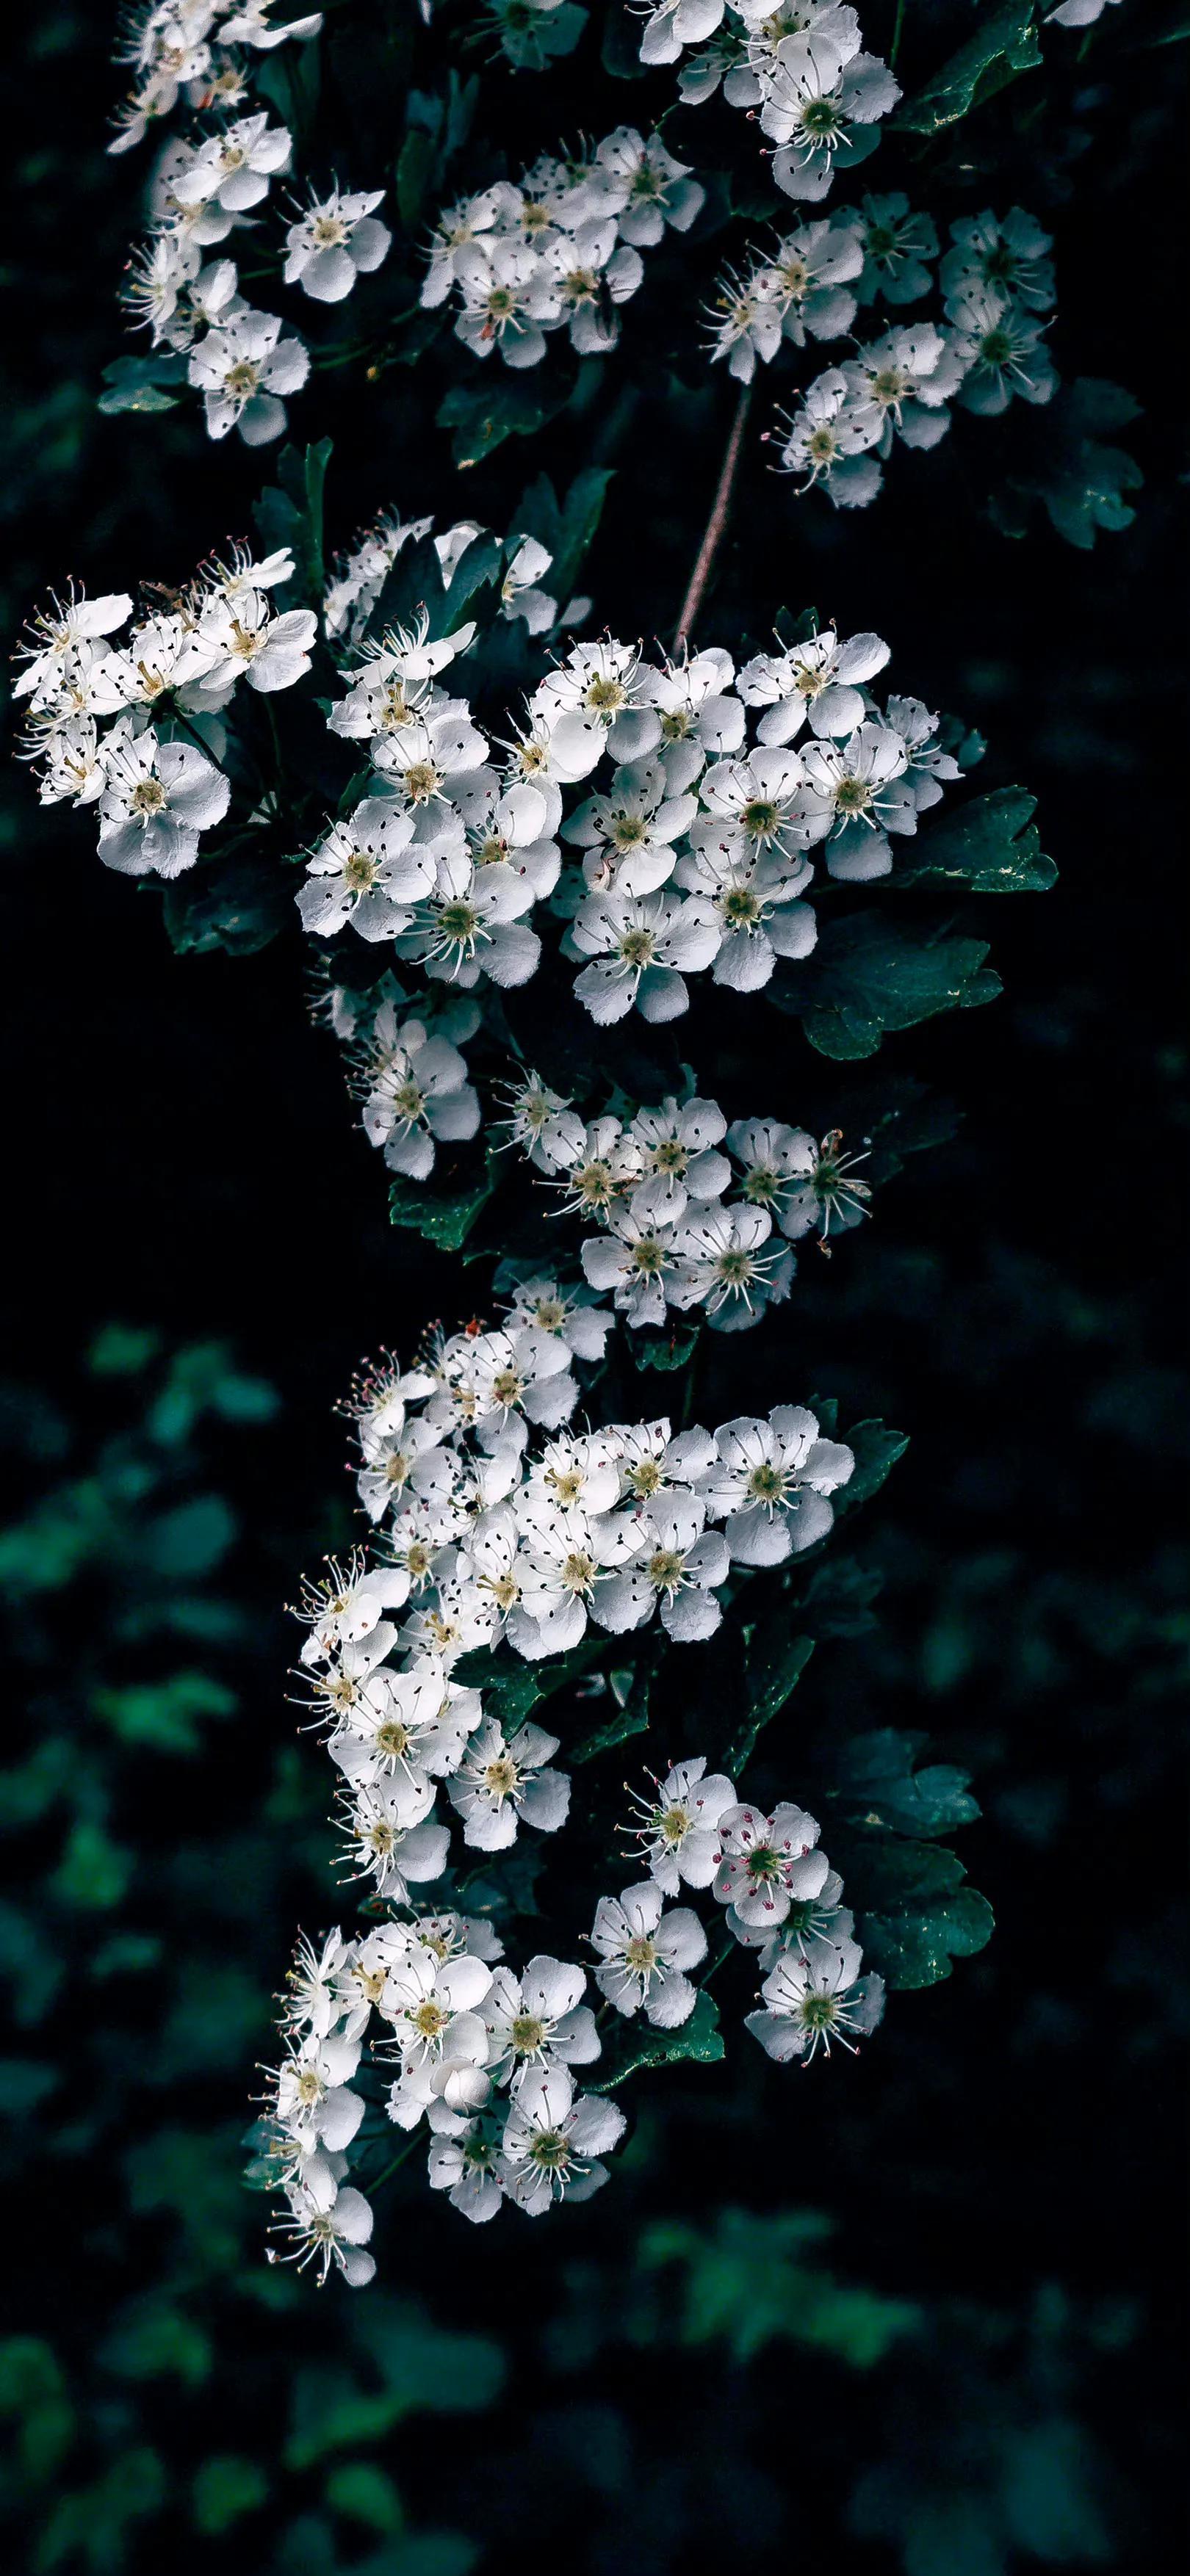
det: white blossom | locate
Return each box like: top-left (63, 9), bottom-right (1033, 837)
top-left (746, 1933), bottom-right (886, 2060)
top-left (283, 186), bottom-right (391, 303)
top-left (591, 1881), bottom-right (708, 2023)
top-left (624, 1756), bottom-right (738, 1896)
top-left (188, 306), bottom-right (309, 444)
top-left (95, 717), bottom-right (229, 876)
top-left (698, 1408), bottom-right (855, 1562)
top-left (500, 2065), bottom-right (626, 2213)
top-left (447, 1719), bottom-right (571, 1850)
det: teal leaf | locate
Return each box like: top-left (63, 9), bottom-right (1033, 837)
top-left (97, 352), bottom-right (188, 415)
top-left (601, 1), bottom-right (648, 77)
top-left (988, 377), bottom-right (1144, 551)
top-left (782, 915), bottom-right (1001, 1060)
top-left (437, 375), bottom-right (571, 469)
top-left (571, 1668), bottom-right (650, 1765)
top-left (724, 1627), bottom-right (815, 1773)
top-left (91, 1671), bottom-right (237, 1755)
top-left (512, 466), bottom-right (614, 607)
top-left (591, 1990), bottom-right (724, 2091)
top-left (250, 440), bottom-right (333, 606)
top-left (856, 1856), bottom-right (995, 1990)
top-left (162, 857), bottom-right (292, 959)
top-left (896, 790), bottom-right (1057, 894)
top-left (895, 1), bottom-right (1042, 134)
top-left (631, 1318), bottom-right (701, 1374)
top-left (387, 1158), bottom-right (499, 1252)
top-left (640, 2209), bottom-right (920, 2365)
top-left (835, 1421), bottom-right (909, 1513)
top-left (827, 1729), bottom-right (981, 1839)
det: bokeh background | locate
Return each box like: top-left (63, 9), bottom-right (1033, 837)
top-left (1, 7), bottom-right (1185, 2572)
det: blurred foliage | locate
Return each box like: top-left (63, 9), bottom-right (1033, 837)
top-left (0, 2), bottom-right (1186, 2573)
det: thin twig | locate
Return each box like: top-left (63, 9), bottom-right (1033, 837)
top-left (674, 381), bottom-right (753, 651)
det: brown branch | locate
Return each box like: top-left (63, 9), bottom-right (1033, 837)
top-left (674, 380), bottom-right (754, 651)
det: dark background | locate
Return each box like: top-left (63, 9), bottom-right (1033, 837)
top-left (1, 6), bottom-right (1184, 2572)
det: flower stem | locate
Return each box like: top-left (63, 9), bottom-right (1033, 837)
top-left (367, 2131), bottom-right (422, 2194)
top-left (674, 382), bottom-right (753, 651)
top-left (890, 0), bottom-right (907, 67)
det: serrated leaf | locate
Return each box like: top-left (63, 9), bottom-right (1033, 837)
top-left (363, 530), bottom-right (446, 645)
top-left (725, 1629), bottom-right (814, 1774)
top-left (631, 1318), bottom-right (701, 1374)
top-left (828, 1729), bottom-right (981, 1839)
top-left (396, 123), bottom-right (436, 230)
top-left (591, 1990), bottom-right (724, 2091)
top-left (387, 1159), bottom-right (498, 1251)
top-left (782, 915), bottom-right (1001, 1060)
top-left (895, 1), bottom-right (1041, 134)
top-left (162, 858), bottom-right (291, 959)
top-left (451, 1632), bottom-right (609, 1727)
top-left (98, 386), bottom-right (180, 416)
top-left (438, 376), bottom-right (570, 469)
top-left (571, 1669), bottom-right (649, 1765)
top-left (857, 1881), bottom-right (995, 1989)
top-left (836, 1421), bottom-right (909, 1512)
top-left (897, 790), bottom-right (1056, 894)
top-left (988, 376), bottom-right (1143, 551)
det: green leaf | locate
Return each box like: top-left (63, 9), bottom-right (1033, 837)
top-left (640, 2210), bottom-right (920, 2365)
top-left (0, 2337), bottom-right (73, 2483)
top-left (836, 1421), bottom-right (909, 1512)
top-left (437, 375), bottom-right (571, 469)
top-left (827, 1729), bottom-right (981, 1838)
top-left (162, 855), bottom-right (292, 958)
top-left (91, 1671), bottom-right (237, 1754)
top-left (724, 1629), bottom-right (815, 1773)
top-left (101, 2301), bottom-right (212, 2387)
top-left (451, 1632), bottom-right (609, 1728)
top-left (251, 439), bottom-right (333, 607)
top-left (896, 790), bottom-right (1056, 894)
top-left (286, 2309), bottom-right (503, 2469)
top-left (856, 1846), bottom-right (995, 1989)
top-left (571, 1668), bottom-right (650, 1765)
top-left (601, 1), bottom-right (648, 77)
top-left (783, 915), bottom-right (1001, 1060)
top-left (631, 1317), bottom-right (701, 1374)
top-left (591, 1990), bottom-right (724, 2091)
top-left (895, 1), bottom-right (1042, 134)
top-left (439, 527), bottom-right (506, 637)
top-left (97, 352), bottom-right (188, 416)
top-left (989, 377), bottom-right (1144, 550)
top-left (387, 1159), bottom-right (499, 1252)
top-left (512, 466), bottom-right (614, 607)
top-left (192, 2456), bottom-right (269, 2537)
top-left (364, 530), bottom-right (447, 644)
top-left (324, 2461), bottom-right (404, 2533)
top-left (50, 1820), bottom-right (131, 1911)
top-left (396, 123), bottom-right (436, 231)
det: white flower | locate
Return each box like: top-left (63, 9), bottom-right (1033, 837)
top-left (283, 185), bottom-right (391, 302)
top-left (361, 1013), bottom-right (480, 1182)
top-left (195, 596), bottom-right (317, 698)
top-left (946, 286), bottom-right (1058, 416)
top-left (497, 1070), bottom-right (574, 1172)
top-left (730, 1870), bottom-right (851, 1969)
top-left (421, 184), bottom-right (520, 309)
top-left (95, 717), bottom-right (229, 877)
top-left (500, 1276), bottom-right (613, 1366)
top-left (571, 888), bottom-right (721, 1024)
top-left (849, 192), bottom-right (939, 306)
top-left (843, 323), bottom-right (967, 457)
top-left (668, 1204), bottom-right (795, 1331)
top-left (377, 1940), bottom-right (492, 2067)
top-left (447, 1719), bottom-right (571, 1850)
top-left (188, 306), bottom-right (309, 444)
top-left (454, 238), bottom-right (555, 370)
top-left (713, 1800), bottom-right (829, 1928)
top-left (535, 637), bottom-right (662, 775)
top-left (607, 1421), bottom-right (718, 1508)
top-left (13, 587), bottom-right (133, 706)
top-left (272, 2028), bottom-right (364, 2154)
top-left (580, 1204), bottom-right (683, 1331)
top-left (35, 716), bottom-right (108, 808)
top-left (593, 1496), bottom-right (730, 1643)
top-left (483, 1956), bottom-right (600, 2088)
top-left (762, 32), bottom-right (901, 205)
top-left (170, 112), bottom-right (292, 215)
top-left (638, 0), bottom-right (727, 70)
top-left (693, 745), bottom-right (810, 863)
top-left (524, 1430), bottom-right (624, 1519)
top-left (459, 773), bottom-right (560, 901)
top-left (564, 759), bottom-right (698, 899)
top-left (591, 1881), bottom-right (708, 2024)
top-left (284, 1928), bottom-right (358, 2041)
top-left (329, 1657), bottom-right (482, 1802)
top-left (328, 621), bottom-right (466, 745)
top-left (296, 1552), bottom-right (411, 1664)
top-left (764, 211), bottom-right (864, 344)
top-left (940, 206), bottom-right (1055, 315)
top-left (746, 1933), bottom-right (885, 2060)
top-left (276, 2177), bottom-right (375, 2285)
top-left (544, 1112), bottom-right (641, 1214)
top-left (430, 1323), bottom-right (576, 1439)
top-left (882, 694), bottom-right (961, 811)
top-left (676, 842), bottom-right (817, 991)
top-left (624, 1755), bottom-right (737, 1895)
top-left (797, 720), bottom-right (917, 880)
top-left (627, 1094), bottom-right (730, 1224)
top-left (729, 1120), bottom-right (870, 1241)
top-left (400, 846), bottom-right (542, 991)
top-left (596, 125), bottom-right (705, 245)
top-left (338, 1787), bottom-right (450, 1899)
top-left (428, 2118), bottom-right (505, 2223)
top-left (737, 626), bottom-right (890, 746)
top-left (643, 648), bottom-right (745, 793)
top-left (500, 2065), bottom-right (626, 2213)
top-left (698, 1407), bottom-right (855, 1563)
top-left (297, 800), bottom-right (436, 941)
top-left (508, 1491), bottom-right (636, 1655)
top-left (777, 365), bottom-right (882, 505)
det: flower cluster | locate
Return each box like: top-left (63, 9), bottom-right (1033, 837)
top-left (262, 1753), bottom-right (882, 2265)
top-left (777, 206), bottom-right (1058, 507)
top-left (299, 618), bottom-right (959, 1020)
top-left (14, 551), bottom-right (314, 873)
top-left (108, 1), bottom-right (322, 156)
top-left (323, 505), bottom-right (571, 651)
top-left (707, 189), bottom-right (950, 383)
top-left (421, 126), bottom-right (704, 367)
top-left (639, 1), bottom-right (899, 203)
top-left (501, 1079), bottom-right (871, 1330)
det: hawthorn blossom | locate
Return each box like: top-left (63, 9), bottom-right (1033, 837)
top-left (939, 206), bottom-right (1055, 314)
top-left (737, 627), bottom-right (890, 746)
top-left (360, 1013), bottom-right (480, 1182)
top-left (699, 1408), bottom-right (855, 1562)
top-left (571, 889), bottom-right (721, 1024)
top-left (624, 1755), bottom-right (738, 1895)
top-left (850, 193), bottom-right (939, 305)
top-left (591, 1881), bottom-right (708, 2024)
top-left (593, 1496), bottom-right (730, 1642)
top-left (170, 112), bottom-right (292, 216)
top-left (297, 801), bottom-right (435, 941)
top-left (483, 1957), bottom-right (600, 2088)
top-left (95, 717), bottom-right (229, 875)
top-left (188, 307), bottom-right (309, 444)
top-left (283, 186), bottom-right (391, 302)
top-left (276, 2177), bottom-right (375, 2284)
top-left (746, 1933), bottom-right (886, 2061)
top-left (946, 286), bottom-right (1058, 416)
top-left (714, 1800), bottom-right (831, 1929)
top-left (447, 1720), bottom-right (571, 1850)
top-left (428, 2118), bottom-right (505, 2222)
top-left (669, 1204), bottom-right (795, 1331)
top-left (500, 2066), bottom-right (626, 2214)
top-left (760, 29), bottom-right (901, 205)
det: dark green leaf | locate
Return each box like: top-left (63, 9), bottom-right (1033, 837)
top-left (782, 915), bottom-right (1001, 1060)
top-left (364, 531), bottom-right (446, 645)
top-left (591, 1991), bottom-right (724, 2091)
top-left (387, 1158), bottom-right (499, 1252)
top-left (858, 1877), bottom-right (995, 1989)
top-left (437, 375), bottom-right (571, 469)
top-left (631, 1318), bottom-right (701, 1374)
top-left (162, 856), bottom-right (292, 958)
top-left (396, 124), bottom-right (436, 231)
top-left (724, 1629), bottom-right (815, 1773)
top-left (512, 466), bottom-right (614, 609)
top-left (988, 377), bottom-right (1144, 551)
top-left (897, 790), bottom-right (1056, 894)
top-left (571, 1668), bottom-right (650, 1765)
top-left (895, 1), bottom-right (1041, 134)
top-left (98, 352), bottom-right (188, 416)
top-left (827, 1729), bottom-right (981, 1838)
top-left (601, 2), bottom-right (646, 76)
top-left (835, 1421), bottom-right (909, 1512)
